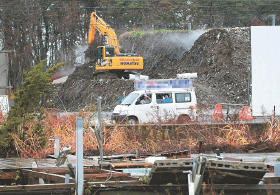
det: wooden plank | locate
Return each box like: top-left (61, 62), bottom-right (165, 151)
top-left (84, 173), bottom-right (131, 180)
top-left (83, 169), bottom-right (107, 174)
top-left (26, 169), bottom-right (132, 183)
top-left (32, 168), bottom-right (70, 175)
top-left (102, 154), bottom-right (136, 160)
top-left (32, 167), bottom-right (105, 175)
top-left (87, 180), bottom-right (139, 185)
top-left (0, 156), bottom-right (93, 169)
top-left (0, 183), bottom-right (75, 191)
top-left (0, 158), bottom-right (57, 169)
top-left (264, 175), bottom-right (280, 184)
top-left (111, 162), bottom-right (153, 168)
top-left (206, 184), bottom-right (280, 190)
top-left (23, 169), bottom-right (75, 183)
top-left (0, 171), bottom-right (17, 180)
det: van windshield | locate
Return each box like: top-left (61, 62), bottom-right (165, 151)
top-left (121, 92), bottom-right (139, 105)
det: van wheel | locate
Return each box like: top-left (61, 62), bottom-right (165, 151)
top-left (177, 115), bottom-right (191, 124)
top-left (128, 117), bottom-right (138, 125)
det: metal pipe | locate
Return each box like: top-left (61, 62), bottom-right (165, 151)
top-left (271, 14), bottom-right (276, 26)
top-left (97, 96), bottom-right (103, 168)
top-left (75, 116), bottom-right (84, 195)
top-left (188, 23), bottom-right (192, 31)
top-left (54, 137), bottom-right (59, 158)
top-left (65, 174), bottom-right (70, 184)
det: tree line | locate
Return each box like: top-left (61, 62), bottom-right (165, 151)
top-left (0, 0), bottom-right (279, 89)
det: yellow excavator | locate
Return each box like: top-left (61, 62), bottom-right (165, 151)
top-left (88, 12), bottom-right (144, 78)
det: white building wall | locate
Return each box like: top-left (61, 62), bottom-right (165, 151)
top-left (251, 26), bottom-right (280, 116)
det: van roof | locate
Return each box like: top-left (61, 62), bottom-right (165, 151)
top-left (135, 88), bottom-right (195, 93)
top-left (134, 80), bottom-right (193, 90)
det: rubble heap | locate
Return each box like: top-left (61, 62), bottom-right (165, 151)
top-left (47, 28), bottom-right (250, 111)
top-left (178, 28), bottom-right (251, 107)
top-left (47, 68), bottom-right (134, 111)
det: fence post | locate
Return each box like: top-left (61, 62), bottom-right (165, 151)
top-left (76, 116), bottom-right (83, 195)
top-left (54, 137), bottom-right (59, 158)
top-left (96, 96), bottom-right (103, 168)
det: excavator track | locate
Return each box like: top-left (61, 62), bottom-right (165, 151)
top-left (92, 70), bottom-right (135, 80)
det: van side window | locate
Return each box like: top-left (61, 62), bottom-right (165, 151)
top-left (136, 94), bottom-right (152, 105)
top-left (156, 93), bottom-right (172, 104)
top-left (175, 93), bottom-right (191, 103)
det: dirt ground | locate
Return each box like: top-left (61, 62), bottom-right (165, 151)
top-left (45, 27), bottom-right (251, 111)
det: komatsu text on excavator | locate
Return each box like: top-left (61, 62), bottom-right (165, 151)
top-left (88, 12), bottom-right (144, 78)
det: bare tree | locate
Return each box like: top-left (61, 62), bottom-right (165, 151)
top-left (0, 0), bottom-right (88, 89)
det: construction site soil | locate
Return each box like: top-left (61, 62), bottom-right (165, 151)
top-left (46, 27), bottom-right (251, 112)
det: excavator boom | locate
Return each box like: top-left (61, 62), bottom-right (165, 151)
top-left (88, 12), bottom-right (120, 54)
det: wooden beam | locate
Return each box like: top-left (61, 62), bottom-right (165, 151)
top-left (32, 168), bottom-right (69, 175)
top-left (23, 169), bottom-right (75, 183)
top-left (111, 162), bottom-right (153, 168)
top-left (0, 183), bottom-right (75, 192)
top-left (84, 173), bottom-right (131, 180)
top-left (205, 184), bottom-right (280, 190)
top-left (32, 168), bottom-right (105, 175)
top-left (0, 171), bottom-right (17, 180)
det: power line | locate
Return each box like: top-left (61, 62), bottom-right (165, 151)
top-left (1, 5), bottom-right (279, 14)
top-left (0, 3), bottom-right (280, 9)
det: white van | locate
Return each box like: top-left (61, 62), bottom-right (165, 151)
top-left (111, 88), bottom-right (197, 124)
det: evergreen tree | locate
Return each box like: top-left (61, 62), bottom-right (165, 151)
top-left (0, 60), bottom-right (64, 156)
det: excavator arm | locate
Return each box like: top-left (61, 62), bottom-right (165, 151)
top-left (87, 11), bottom-right (144, 76)
top-left (88, 12), bottom-right (120, 54)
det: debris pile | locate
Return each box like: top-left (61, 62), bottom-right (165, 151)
top-left (47, 73), bottom-right (134, 111)
top-left (178, 28), bottom-right (251, 108)
top-left (47, 28), bottom-right (251, 111)
top-left (120, 30), bottom-right (206, 79)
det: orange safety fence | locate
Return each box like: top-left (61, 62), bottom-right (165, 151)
top-left (239, 106), bottom-right (253, 121)
top-left (212, 104), bottom-right (223, 121)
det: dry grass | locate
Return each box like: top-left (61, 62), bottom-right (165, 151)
top-left (43, 110), bottom-right (98, 155)
top-left (10, 115), bottom-right (48, 158)
top-left (7, 110), bottom-right (280, 158)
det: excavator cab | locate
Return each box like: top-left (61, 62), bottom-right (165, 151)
top-left (96, 46), bottom-right (115, 59)
top-left (95, 46), bottom-right (116, 67)
top-left (95, 47), bottom-right (103, 60)
top-left (104, 46), bottom-right (115, 57)
top-left (95, 46), bottom-right (115, 69)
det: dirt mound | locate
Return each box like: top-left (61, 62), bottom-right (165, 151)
top-left (120, 30), bottom-right (205, 78)
top-left (46, 28), bottom-right (251, 111)
top-left (178, 28), bottom-right (250, 107)
top-left (47, 72), bottom-right (134, 111)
